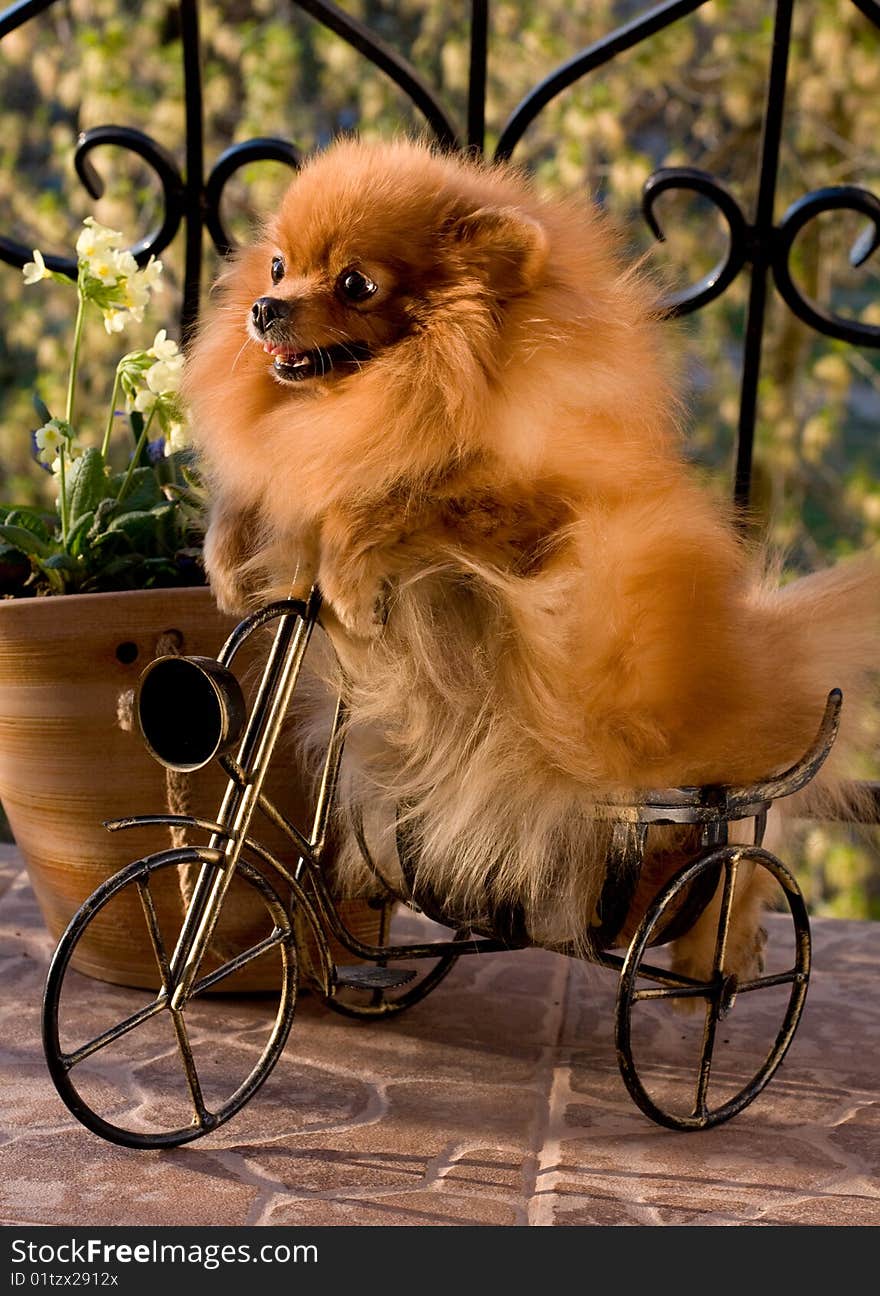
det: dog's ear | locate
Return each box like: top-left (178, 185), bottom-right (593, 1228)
top-left (448, 206), bottom-right (548, 297)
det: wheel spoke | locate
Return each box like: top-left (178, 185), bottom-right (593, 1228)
top-left (169, 1008), bottom-right (212, 1128)
top-left (137, 876), bottom-right (171, 993)
top-left (62, 994), bottom-right (167, 1070)
top-left (736, 968), bottom-right (804, 994)
top-left (629, 961), bottom-right (709, 990)
top-left (692, 997), bottom-right (722, 1118)
top-left (633, 983), bottom-right (712, 1002)
top-left (690, 858), bottom-right (739, 1117)
top-left (187, 928), bottom-right (288, 999)
top-left (712, 855), bottom-right (739, 976)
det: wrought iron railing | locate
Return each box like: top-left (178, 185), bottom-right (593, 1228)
top-left (2, 0), bottom-right (879, 502)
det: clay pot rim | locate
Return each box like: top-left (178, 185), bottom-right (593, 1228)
top-left (0, 585), bottom-right (215, 630)
top-left (0, 584), bottom-right (211, 610)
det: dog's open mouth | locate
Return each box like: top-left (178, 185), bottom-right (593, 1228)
top-left (263, 340), bottom-right (372, 382)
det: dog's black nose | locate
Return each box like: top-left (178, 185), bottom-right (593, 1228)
top-left (251, 296), bottom-right (288, 333)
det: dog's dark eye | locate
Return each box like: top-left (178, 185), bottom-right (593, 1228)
top-left (337, 269), bottom-right (378, 303)
top-left (270, 255), bottom-right (285, 284)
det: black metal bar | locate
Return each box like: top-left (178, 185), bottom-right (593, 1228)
top-left (217, 596), bottom-right (315, 669)
top-left (733, 0), bottom-right (793, 509)
top-left (188, 928), bottom-right (290, 996)
top-left (204, 138), bottom-right (303, 256)
top-left (467, 0), bottom-right (489, 153)
top-left (219, 757), bottom-right (316, 862)
top-left (136, 876), bottom-right (172, 994)
top-left (691, 856), bottom-right (738, 1116)
top-left (179, 0), bottom-right (205, 343)
top-left (735, 967), bottom-right (803, 993)
top-left (62, 994), bottom-right (168, 1070)
top-left (850, 0), bottom-right (880, 28)
top-left (0, 0), bottom-right (55, 38)
top-left (74, 126), bottom-right (185, 267)
top-left (169, 1006), bottom-right (210, 1127)
top-left (495, 0), bottom-right (706, 161)
top-left (293, 0), bottom-right (459, 148)
top-left (773, 185), bottom-right (880, 346)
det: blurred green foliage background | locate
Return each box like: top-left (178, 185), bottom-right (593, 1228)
top-left (1, 0), bottom-right (879, 916)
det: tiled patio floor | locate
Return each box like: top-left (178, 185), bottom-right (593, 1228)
top-left (1, 842), bottom-right (878, 1227)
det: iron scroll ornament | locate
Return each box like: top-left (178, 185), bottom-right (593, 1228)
top-left (0, 124), bottom-right (306, 320)
top-left (0, 0), bottom-right (879, 430)
top-left (2, 0), bottom-right (879, 325)
top-left (642, 168), bottom-right (880, 346)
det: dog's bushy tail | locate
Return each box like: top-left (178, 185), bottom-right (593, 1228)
top-left (755, 551), bottom-right (880, 820)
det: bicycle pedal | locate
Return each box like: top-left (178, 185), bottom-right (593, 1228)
top-left (335, 965), bottom-right (417, 990)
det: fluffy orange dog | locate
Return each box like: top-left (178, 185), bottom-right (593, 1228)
top-left (185, 137), bottom-right (879, 978)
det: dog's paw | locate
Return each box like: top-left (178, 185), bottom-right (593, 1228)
top-left (206, 565), bottom-right (255, 617)
top-left (320, 570), bottom-right (390, 640)
top-left (203, 517), bottom-right (259, 615)
top-left (333, 588), bottom-right (389, 639)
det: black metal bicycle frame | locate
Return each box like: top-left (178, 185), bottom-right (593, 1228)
top-left (105, 593), bottom-right (522, 1004)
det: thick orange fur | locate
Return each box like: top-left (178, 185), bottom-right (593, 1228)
top-left (184, 138), bottom-right (880, 975)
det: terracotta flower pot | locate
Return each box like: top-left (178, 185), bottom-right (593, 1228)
top-left (0, 586), bottom-right (379, 990)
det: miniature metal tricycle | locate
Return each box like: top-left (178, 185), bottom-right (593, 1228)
top-left (42, 591), bottom-right (834, 1148)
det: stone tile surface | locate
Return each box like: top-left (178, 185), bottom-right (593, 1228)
top-left (1, 844), bottom-right (878, 1227)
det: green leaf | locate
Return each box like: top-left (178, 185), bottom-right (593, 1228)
top-left (0, 524), bottom-right (56, 559)
top-left (66, 510), bottom-right (95, 559)
top-left (41, 552), bottom-right (81, 572)
top-left (32, 552), bottom-right (81, 593)
top-left (32, 563), bottom-right (67, 595)
top-left (88, 497), bottom-right (120, 537)
top-left (3, 508), bottom-right (53, 544)
top-left (82, 554), bottom-right (141, 590)
top-left (111, 467), bottom-right (163, 513)
top-left (68, 447), bottom-right (109, 525)
top-left (107, 508), bottom-right (163, 553)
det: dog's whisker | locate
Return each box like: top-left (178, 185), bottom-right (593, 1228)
top-left (229, 336), bottom-right (251, 374)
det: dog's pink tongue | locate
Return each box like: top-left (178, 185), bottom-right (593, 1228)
top-left (263, 342), bottom-right (301, 360)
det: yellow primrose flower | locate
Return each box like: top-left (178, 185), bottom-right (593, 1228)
top-left (75, 216), bottom-right (123, 261)
top-left (33, 418), bottom-right (72, 466)
top-left (145, 355), bottom-right (184, 396)
top-left (124, 283), bottom-right (150, 313)
top-left (102, 308), bottom-right (127, 334)
top-left (88, 255), bottom-right (120, 286)
top-left (165, 421), bottom-right (189, 454)
top-left (140, 257), bottom-right (164, 289)
top-left (133, 387), bottom-right (158, 414)
top-left (22, 249), bottom-right (51, 284)
top-left (148, 329), bottom-right (180, 362)
top-left (111, 248), bottom-right (138, 279)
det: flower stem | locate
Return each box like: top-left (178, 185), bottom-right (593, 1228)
top-left (116, 406), bottom-right (156, 502)
top-left (58, 445), bottom-right (69, 547)
top-left (101, 368), bottom-right (123, 463)
top-left (101, 368), bottom-right (122, 461)
top-left (65, 288), bottom-right (86, 427)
